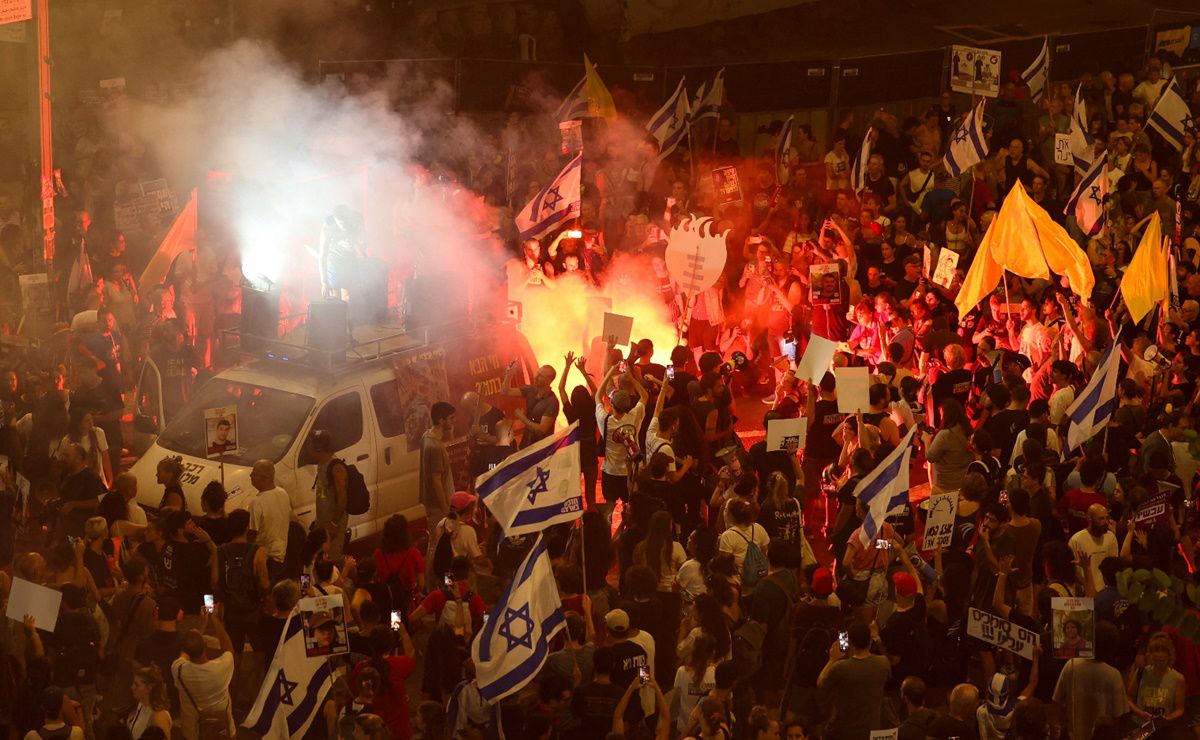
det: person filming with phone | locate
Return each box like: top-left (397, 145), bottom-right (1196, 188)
top-left (817, 620), bottom-right (891, 740)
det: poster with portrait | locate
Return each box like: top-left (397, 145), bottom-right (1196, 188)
top-left (949, 45), bottom-right (1001, 97)
top-left (1051, 597), bottom-right (1095, 659)
top-left (932, 249), bottom-right (960, 289)
top-left (203, 406), bottom-right (238, 459)
top-left (300, 593), bottom-right (350, 657)
top-left (809, 263), bottom-right (842, 306)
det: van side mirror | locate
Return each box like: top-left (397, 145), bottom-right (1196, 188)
top-left (133, 414), bottom-right (158, 434)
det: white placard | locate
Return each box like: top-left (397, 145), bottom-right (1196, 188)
top-left (871, 730), bottom-right (899, 740)
top-left (835, 366), bottom-right (870, 414)
top-left (1052, 596), bottom-right (1095, 659)
top-left (932, 249), bottom-right (960, 289)
top-left (966, 607), bottom-right (1039, 660)
top-left (795, 334), bottom-right (838, 385)
top-left (922, 245), bottom-right (932, 277)
top-left (203, 406), bottom-right (238, 459)
top-left (6, 577), bottom-right (62, 632)
top-left (601, 312), bottom-right (634, 347)
top-left (766, 417), bottom-right (808, 452)
top-left (1054, 133), bottom-right (1072, 165)
top-left (922, 491), bottom-right (959, 550)
top-left (949, 45), bottom-right (1001, 97)
top-left (0, 0), bottom-right (32, 26)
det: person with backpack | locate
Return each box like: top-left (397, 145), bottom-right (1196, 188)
top-left (786, 566), bottom-right (843, 729)
top-left (372, 514), bottom-right (425, 625)
top-left (22, 686), bottom-right (84, 740)
top-left (351, 626), bottom-right (417, 739)
top-left (749, 540), bottom-right (800, 698)
top-left (48, 584), bottom-right (100, 740)
top-left (309, 429), bottom-right (350, 563)
top-left (409, 556), bottom-right (481, 702)
top-left (717, 499), bottom-right (771, 592)
top-left (595, 363), bottom-right (649, 510)
top-left (215, 509), bottom-right (268, 700)
top-left (428, 492), bottom-right (483, 582)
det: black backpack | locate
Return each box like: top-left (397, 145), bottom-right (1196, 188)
top-left (792, 624), bottom-right (835, 687)
top-left (218, 541), bottom-right (259, 620)
top-left (432, 520), bottom-right (455, 579)
top-left (330, 458), bottom-right (370, 515)
top-left (53, 611), bottom-right (100, 686)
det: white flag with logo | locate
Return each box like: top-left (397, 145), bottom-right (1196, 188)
top-left (243, 610), bottom-right (334, 739)
top-left (475, 422), bottom-right (583, 536)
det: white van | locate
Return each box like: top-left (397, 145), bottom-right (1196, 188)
top-left (129, 319), bottom-right (537, 543)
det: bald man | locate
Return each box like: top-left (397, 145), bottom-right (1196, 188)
top-left (500, 362), bottom-right (559, 448)
top-left (248, 459), bottom-right (295, 579)
top-left (1068, 503), bottom-right (1117, 590)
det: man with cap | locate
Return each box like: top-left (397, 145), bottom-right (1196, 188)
top-left (604, 608), bottom-right (656, 721)
top-left (880, 541), bottom-right (929, 687)
top-left (595, 364), bottom-right (649, 508)
top-left (24, 687), bottom-right (83, 740)
top-left (420, 400), bottom-right (456, 562)
top-left (427, 491), bottom-right (483, 581)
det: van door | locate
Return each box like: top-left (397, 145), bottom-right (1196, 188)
top-left (132, 359), bottom-right (165, 455)
top-left (367, 378), bottom-right (424, 528)
top-left (294, 385), bottom-right (379, 542)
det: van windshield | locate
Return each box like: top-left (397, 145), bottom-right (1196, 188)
top-left (156, 380), bottom-right (315, 465)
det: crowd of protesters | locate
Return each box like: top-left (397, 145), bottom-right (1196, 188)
top-left (0, 32), bottom-right (1200, 740)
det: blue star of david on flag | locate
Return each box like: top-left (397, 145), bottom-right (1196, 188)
top-left (273, 669), bottom-right (299, 706)
top-left (526, 466), bottom-right (551, 504)
top-left (1088, 185), bottom-right (1102, 204)
top-left (953, 128), bottom-right (970, 144)
top-left (1184, 114), bottom-right (1197, 135)
top-left (497, 603), bottom-right (535, 651)
top-left (541, 187), bottom-right (562, 214)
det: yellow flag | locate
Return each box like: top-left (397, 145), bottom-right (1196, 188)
top-left (584, 55), bottom-right (617, 121)
top-left (1020, 184), bottom-right (1095, 303)
top-left (1120, 212), bottom-right (1169, 323)
top-left (954, 239), bottom-right (1006, 317)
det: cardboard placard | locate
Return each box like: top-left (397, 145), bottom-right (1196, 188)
top-left (6, 577), bottom-right (62, 632)
top-left (766, 417), bottom-right (808, 453)
top-left (966, 607), bottom-right (1039, 660)
top-left (712, 166), bottom-right (742, 207)
top-left (1054, 133), bottom-right (1072, 165)
top-left (871, 731), bottom-right (899, 740)
top-left (795, 334), bottom-right (838, 385)
top-left (949, 45), bottom-right (1001, 97)
top-left (203, 406), bottom-right (238, 459)
top-left (922, 491), bottom-right (959, 551)
top-left (0, 0), bottom-right (32, 26)
top-left (601, 312), bottom-right (634, 347)
top-left (809, 263), bottom-right (842, 306)
top-left (299, 593), bottom-right (350, 657)
top-left (1134, 493), bottom-right (1171, 530)
top-left (932, 249), bottom-right (960, 289)
top-left (1051, 597), bottom-right (1095, 659)
top-left (834, 366), bottom-right (871, 414)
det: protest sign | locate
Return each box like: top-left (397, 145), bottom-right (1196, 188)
top-left (1051, 597), bottom-right (1095, 659)
top-left (559, 120), bottom-right (582, 156)
top-left (1054, 133), bottom-right (1072, 165)
top-left (665, 216), bottom-right (728, 296)
top-left (114, 180), bottom-right (179, 236)
top-left (7, 577), bottom-right (62, 632)
top-left (204, 406), bottom-right (238, 459)
top-left (601, 312), bottom-right (634, 346)
top-left (922, 491), bottom-right (959, 551)
top-left (835, 367), bottom-right (870, 414)
top-left (1134, 493), bottom-right (1171, 530)
top-left (966, 608), bottom-right (1039, 660)
top-left (795, 334), bottom-right (838, 385)
top-left (932, 249), bottom-right (960, 289)
top-left (712, 166), bottom-right (742, 206)
top-left (870, 731), bottom-right (899, 740)
top-left (19, 273), bottom-right (50, 322)
top-left (0, 0), bottom-right (31, 25)
top-left (809, 263), bottom-right (842, 306)
top-left (766, 417), bottom-right (808, 453)
top-left (299, 593), bottom-right (350, 657)
top-left (949, 45), bottom-right (1001, 97)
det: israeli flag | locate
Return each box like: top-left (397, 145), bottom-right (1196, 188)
top-left (1020, 38), bottom-right (1049, 103)
top-left (243, 610), bottom-right (333, 739)
top-left (475, 422), bottom-right (583, 537)
top-left (555, 76), bottom-right (589, 123)
top-left (776, 115), bottom-right (794, 184)
top-left (691, 69), bottom-right (725, 123)
top-left (1064, 156), bottom-right (1107, 236)
top-left (1064, 331), bottom-right (1122, 452)
top-left (944, 100), bottom-right (989, 178)
top-left (647, 77), bottom-right (691, 160)
top-left (472, 533), bottom-right (566, 703)
top-left (514, 153), bottom-right (582, 241)
top-left (1069, 83), bottom-right (1094, 175)
top-left (850, 126), bottom-right (873, 194)
top-left (1146, 77), bottom-right (1194, 151)
top-left (854, 426), bottom-right (918, 547)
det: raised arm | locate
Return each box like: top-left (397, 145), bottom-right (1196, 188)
top-left (558, 352), bottom-right (574, 411)
top-left (499, 359), bottom-right (524, 398)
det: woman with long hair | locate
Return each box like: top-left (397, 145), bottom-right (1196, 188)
top-left (61, 406), bottom-right (112, 488)
top-left (373, 514), bottom-right (425, 613)
top-left (925, 397), bottom-right (974, 494)
top-left (676, 527), bottom-right (718, 604)
top-left (677, 593), bottom-right (732, 666)
top-left (155, 456), bottom-right (185, 511)
top-left (634, 510), bottom-right (686, 678)
top-left (559, 351), bottom-right (600, 506)
top-left (124, 665), bottom-right (173, 738)
top-left (353, 626), bottom-right (416, 739)
top-left (672, 633), bottom-right (718, 734)
top-left (758, 471), bottom-right (806, 559)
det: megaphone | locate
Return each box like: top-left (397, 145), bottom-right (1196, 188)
top-left (1143, 344), bottom-right (1172, 371)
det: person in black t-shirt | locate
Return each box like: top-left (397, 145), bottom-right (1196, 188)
top-left (158, 510), bottom-right (215, 620)
top-left (928, 344), bottom-right (972, 427)
top-left (58, 443), bottom-right (106, 539)
top-left (135, 595), bottom-right (185, 712)
top-left (570, 647), bottom-right (627, 740)
top-left (804, 373), bottom-right (843, 537)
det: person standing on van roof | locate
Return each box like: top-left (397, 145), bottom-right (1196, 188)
top-left (500, 362), bottom-right (559, 449)
top-left (421, 402), bottom-right (457, 557)
top-left (309, 430), bottom-right (350, 563)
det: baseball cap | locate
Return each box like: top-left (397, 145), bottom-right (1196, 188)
top-left (810, 567), bottom-right (834, 598)
top-left (892, 571), bottom-right (918, 598)
top-left (605, 609), bottom-right (630, 636)
top-left (450, 491), bottom-right (477, 512)
top-left (309, 611), bottom-right (335, 630)
top-left (611, 390), bottom-right (634, 414)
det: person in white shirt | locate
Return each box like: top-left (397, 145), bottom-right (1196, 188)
top-left (248, 459), bottom-right (295, 579)
top-left (595, 363), bottom-right (648, 506)
top-left (1067, 504), bottom-right (1117, 590)
top-left (430, 491), bottom-right (484, 564)
top-left (671, 633), bottom-right (718, 733)
top-left (1047, 361), bottom-right (1077, 428)
top-left (717, 499), bottom-right (770, 581)
top-left (171, 612), bottom-right (236, 740)
top-left (1132, 63), bottom-right (1167, 109)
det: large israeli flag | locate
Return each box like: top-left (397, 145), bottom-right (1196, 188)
top-left (1069, 83), bottom-right (1094, 175)
top-left (691, 69), bottom-right (725, 123)
top-left (243, 610), bottom-right (333, 739)
top-left (854, 426), bottom-right (918, 547)
top-left (475, 422), bottom-right (583, 536)
top-left (471, 533), bottom-right (566, 703)
top-left (514, 153), bottom-right (582, 241)
top-left (1064, 156), bottom-right (1107, 237)
top-left (944, 100), bottom-right (988, 178)
top-left (647, 77), bottom-right (691, 160)
top-left (1020, 38), bottom-right (1049, 103)
top-left (1064, 333), bottom-right (1122, 452)
top-left (1146, 77), bottom-right (1193, 151)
